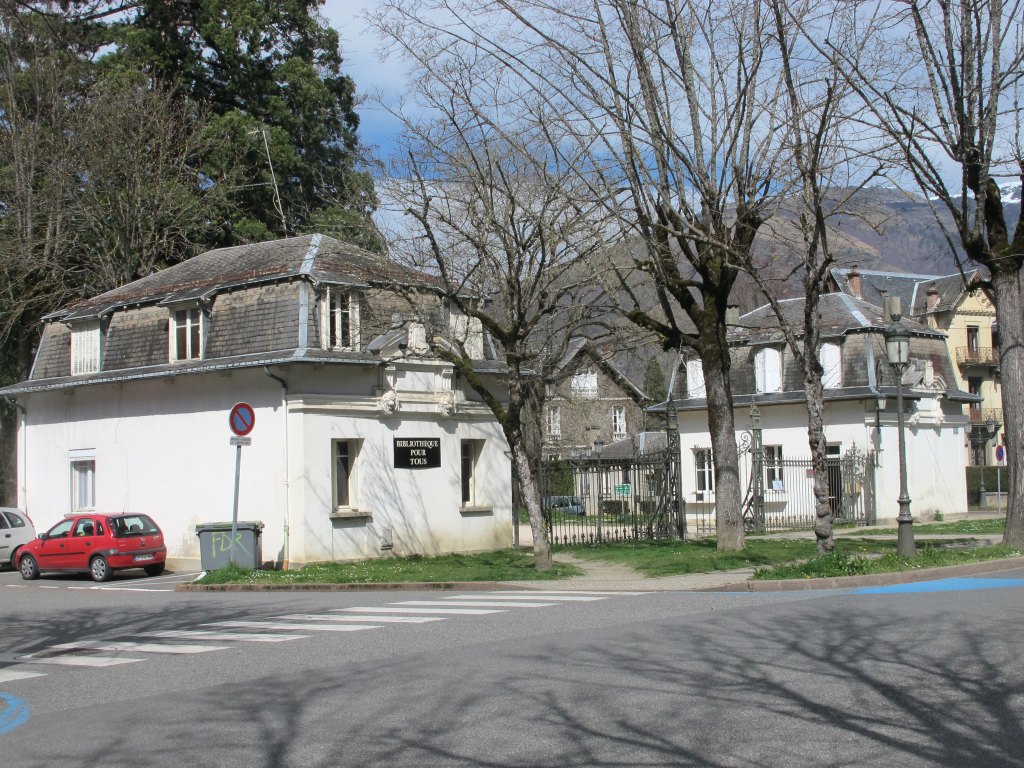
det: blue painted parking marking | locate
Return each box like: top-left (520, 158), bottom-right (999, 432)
top-left (851, 577), bottom-right (1024, 595)
top-left (0, 692), bottom-right (30, 735)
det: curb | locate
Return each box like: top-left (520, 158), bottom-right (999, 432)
top-left (699, 556), bottom-right (1024, 592)
top-left (177, 580), bottom-right (506, 593)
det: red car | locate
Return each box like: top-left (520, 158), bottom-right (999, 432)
top-left (17, 513), bottom-right (167, 582)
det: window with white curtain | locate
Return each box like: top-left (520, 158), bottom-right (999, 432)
top-left (819, 342), bottom-right (842, 388)
top-left (755, 347), bottom-right (782, 393)
top-left (685, 359), bottom-right (705, 398)
top-left (71, 321), bottom-right (102, 375)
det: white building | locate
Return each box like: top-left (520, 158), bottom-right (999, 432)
top-left (663, 293), bottom-right (976, 528)
top-left (1, 235), bottom-right (514, 568)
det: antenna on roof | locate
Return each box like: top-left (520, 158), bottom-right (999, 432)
top-left (248, 128), bottom-right (288, 237)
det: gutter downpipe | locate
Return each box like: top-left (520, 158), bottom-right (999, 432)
top-left (264, 367), bottom-right (290, 569)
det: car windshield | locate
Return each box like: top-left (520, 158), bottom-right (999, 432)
top-left (110, 515), bottom-right (160, 537)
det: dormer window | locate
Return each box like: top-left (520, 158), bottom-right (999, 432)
top-left (755, 347), bottom-right (783, 393)
top-left (322, 288), bottom-right (361, 350)
top-left (71, 321), bottom-right (102, 375)
top-left (685, 359), bottom-right (705, 398)
top-left (170, 307), bottom-right (203, 362)
top-left (819, 342), bottom-right (842, 388)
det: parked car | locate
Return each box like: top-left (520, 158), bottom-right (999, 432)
top-left (542, 495), bottom-right (586, 516)
top-left (0, 507), bottom-right (36, 570)
top-left (17, 513), bottom-right (167, 582)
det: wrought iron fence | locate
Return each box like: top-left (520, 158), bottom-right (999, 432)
top-left (741, 448), bottom-right (876, 533)
top-left (539, 451), bottom-right (684, 545)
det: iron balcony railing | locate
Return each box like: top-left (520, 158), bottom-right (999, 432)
top-left (968, 407), bottom-right (1003, 426)
top-left (957, 346), bottom-right (999, 366)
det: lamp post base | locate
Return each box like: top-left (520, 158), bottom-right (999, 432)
top-left (896, 502), bottom-right (915, 557)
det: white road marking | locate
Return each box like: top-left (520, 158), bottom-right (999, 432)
top-left (394, 599), bottom-right (557, 608)
top-left (0, 668), bottom-right (47, 683)
top-left (50, 641), bottom-right (228, 654)
top-left (276, 614), bottom-right (445, 624)
top-left (484, 591), bottom-right (625, 599)
top-left (440, 594), bottom-right (604, 602)
top-left (340, 606), bottom-right (502, 615)
top-left (208, 621), bottom-right (381, 632)
top-left (487, 593), bottom-right (647, 598)
top-left (140, 630), bottom-right (308, 643)
top-left (20, 655), bottom-right (143, 667)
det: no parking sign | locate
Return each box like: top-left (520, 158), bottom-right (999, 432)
top-left (229, 402), bottom-right (256, 436)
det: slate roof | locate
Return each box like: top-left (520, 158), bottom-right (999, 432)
top-left (548, 337), bottom-right (649, 401)
top-left (733, 292), bottom-right (945, 345)
top-left (829, 267), bottom-right (980, 317)
top-left (49, 234), bottom-right (439, 321)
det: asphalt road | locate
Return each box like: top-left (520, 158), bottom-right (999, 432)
top-left (2, 566), bottom-right (1023, 767)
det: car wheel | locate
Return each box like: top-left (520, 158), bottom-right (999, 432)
top-left (19, 553), bottom-right (40, 580)
top-left (8, 546), bottom-right (20, 570)
top-left (90, 555), bottom-right (113, 582)
top-left (144, 563), bottom-right (165, 577)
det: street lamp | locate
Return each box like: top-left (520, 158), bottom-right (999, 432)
top-left (975, 416), bottom-right (998, 502)
top-left (884, 321), bottom-right (915, 557)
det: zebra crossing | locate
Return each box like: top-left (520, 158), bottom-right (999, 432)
top-left (0, 590), bottom-right (648, 685)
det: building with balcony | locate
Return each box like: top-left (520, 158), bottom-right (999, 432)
top-left (830, 266), bottom-right (1002, 466)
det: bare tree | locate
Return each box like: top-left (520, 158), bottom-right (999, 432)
top-left (368, 22), bottom-right (619, 568)
top-left (372, 0), bottom-right (810, 550)
top-left (738, 0), bottom-right (885, 553)
top-left (820, 0), bottom-right (1024, 545)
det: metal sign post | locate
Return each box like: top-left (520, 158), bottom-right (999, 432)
top-left (228, 403), bottom-right (255, 565)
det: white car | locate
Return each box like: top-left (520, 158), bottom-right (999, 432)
top-left (0, 507), bottom-right (36, 569)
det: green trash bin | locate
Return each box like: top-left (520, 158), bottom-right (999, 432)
top-left (195, 521), bottom-right (264, 570)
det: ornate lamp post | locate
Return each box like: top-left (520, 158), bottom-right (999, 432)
top-left (884, 320), bottom-right (915, 557)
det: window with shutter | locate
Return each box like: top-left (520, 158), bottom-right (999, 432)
top-left (71, 322), bottom-right (102, 375)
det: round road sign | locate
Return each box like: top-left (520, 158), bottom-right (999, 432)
top-left (229, 402), bottom-right (256, 436)
top-left (996, 444), bottom-right (1005, 463)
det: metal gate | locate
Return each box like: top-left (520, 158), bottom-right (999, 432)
top-left (539, 448), bottom-right (684, 545)
top-left (740, 405), bottom-right (876, 533)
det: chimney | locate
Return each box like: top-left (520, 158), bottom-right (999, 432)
top-left (847, 265), bottom-right (862, 299)
top-left (725, 305), bottom-right (740, 326)
top-left (926, 282), bottom-right (940, 311)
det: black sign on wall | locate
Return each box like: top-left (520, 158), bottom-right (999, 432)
top-left (394, 437), bottom-right (441, 469)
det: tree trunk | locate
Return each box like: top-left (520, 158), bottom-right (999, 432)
top-left (0, 400), bottom-right (16, 507)
top-left (512, 442), bottom-right (552, 570)
top-left (804, 372), bottom-right (834, 553)
top-left (991, 268), bottom-right (1024, 546)
top-left (703, 356), bottom-right (744, 550)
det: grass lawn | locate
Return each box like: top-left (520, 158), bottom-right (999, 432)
top-left (754, 544), bottom-right (1024, 580)
top-left (558, 537), bottom-right (901, 578)
top-left (195, 550), bottom-right (583, 585)
top-left (862, 518), bottom-right (1006, 536)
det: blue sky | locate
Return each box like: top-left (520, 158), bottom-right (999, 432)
top-left (322, 1), bottom-right (408, 163)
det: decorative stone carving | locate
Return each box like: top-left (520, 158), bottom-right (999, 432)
top-left (406, 322), bottom-right (432, 356)
top-left (438, 390), bottom-right (457, 416)
top-left (379, 389), bottom-right (399, 415)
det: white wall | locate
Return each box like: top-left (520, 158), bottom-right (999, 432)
top-left (675, 397), bottom-right (969, 522)
top-left (20, 369), bottom-right (287, 564)
top-left (18, 363), bottom-right (515, 567)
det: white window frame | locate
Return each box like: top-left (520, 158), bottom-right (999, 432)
top-left (694, 448), bottom-right (714, 498)
top-left (461, 439), bottom-right (484, 507)
top-left (547, 405), bottom-right (561, 437)
top-left (765, 445), bottom-right (784, 490)
top-left (755, 347), bottom-right (783, 393)
top-left (70, 458), bottom-right (96, 514)
top-left (819, 342), bottom-right (842, 388)
top-left (685, 359), bottom-right (705, 398)
top-left (612, 405), bottom-right (626, 438)
top-left (70, 321), bottom-right (102, 375)
top-left (321, 288), bottom-right (361, 351)
top-left (570, 369), bottom-right (598, 398)
top-left (332, 439), bottom-right (362, 511)
top-left (169, 306), bottom-right (204, 362)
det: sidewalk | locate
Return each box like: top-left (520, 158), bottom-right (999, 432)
top-left (180, 520), bottom-right (1023, 593)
